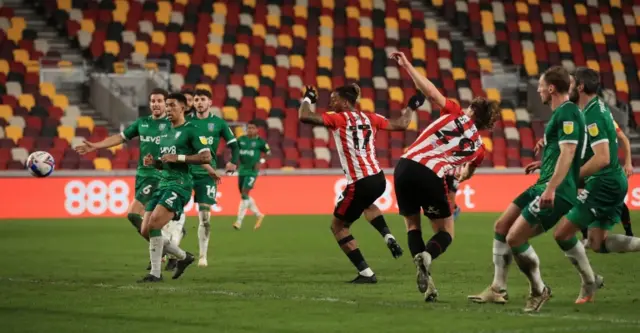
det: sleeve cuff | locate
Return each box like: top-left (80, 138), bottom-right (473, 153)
top-left (558, 140), bottom-right (578, 145)
top-left (226, 138), bottom-right (237, 144)
top-left (198, 148), bottom-right (211, 153)
top-left (590, 139), bottom-right (609, 147)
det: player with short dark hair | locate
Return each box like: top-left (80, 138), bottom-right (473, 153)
top-left (182, 89), bottom-right (195, 115)
top-left (138, 92), bottom-right (217, 282)
top-left (298, 83), bottom-right (424, 283)
top-left (233, 119), bottom-right (270, 230)
top-left (391, 51), bottom-right (498, 302)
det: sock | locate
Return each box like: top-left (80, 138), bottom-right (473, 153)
top-left (346, 248), bottom-right (372, 276)
top-left (557, 237), bottom-right (595, 284)
top-left (512, 244), bottom-right (544, 295)
top-left (172, 213), bottom-right (186, 246)
top-left (163, 236), bottom-right (187, 260)
top-left (621, 203), bottom-right (633, 236)
top-left (580, 228), bottom-right (589, 240)
top-left (198, 209), bottom-right (211, 258)
top-left (149, 229), bottom-right (164, 278)
top-left (369, 215), bottom-right (391, 237)
top-left (237, 199), bottom-right (249, 225)
top-left (127, 213), bottom-right (142, 232)
top-left (603, 234), bottom-right (640, 253)
top-left (492, 232), bottom-right (512, 291)
top-left (248, 197), bottom-right (262, 216)
top-left (407, 229), bottom-right (426, 257)
top-left (425, 231), bottom-right (452, 260)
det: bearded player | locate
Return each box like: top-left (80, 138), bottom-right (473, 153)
top-left (188, 89), bottom-right (239, 267)
top-left (139, 93), bottom-right (217, 282)
top-left (390, 51), bottom-right (499, 302)
top-left (298, 83), bottom-right (422, 283)
top-left (233, 119), bottom-right (270, 230)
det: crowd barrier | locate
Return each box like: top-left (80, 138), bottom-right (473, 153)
top-left (2, 171), bottom-right (640, 219)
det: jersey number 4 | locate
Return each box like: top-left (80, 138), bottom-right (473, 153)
top-left (348, 124), bottom-right (372, 150)
top-left (434, 119), bottom-right (475, 156)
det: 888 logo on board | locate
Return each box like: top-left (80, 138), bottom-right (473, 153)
top-left (64, 180), bottom-right (130, 215)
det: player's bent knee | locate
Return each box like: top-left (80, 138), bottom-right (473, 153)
top-left (127, 199), bottom-right (145, 215)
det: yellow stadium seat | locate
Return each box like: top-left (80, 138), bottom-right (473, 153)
top-left (77, 116), bottom-right (95, 132)
top-left (104, 41), bottom-right (120, 56)
top-left (501, 109), bottom-right (516, 123)
top-left (487, 88), bottom-right (501, 102)
top-left (398, 8), bottom-right (412, 22)
top-left (195, 83), bottom-right (211, 93)
top-left (408, 118), bottom-right (418, 131)
top-left (358, 46), bottom-right (373, 60)
top-left (518, 21), bottom-right (531, 33)
top-left (210, 23), bottom-right (224, 36)
top-left (57, 125), bottom-right (74, 143)
top-left (7, 27), bottom-right (22, 43)
top-left (528, 0), bottom-right (539, 4)
top-left (345, 56), bottom-right (359, 69)
top-left (293, 25), bottom-right (306, 39)
top-left (234, 126), bottom-right (245, 138)
top-left (294, 5), bottom-right (307, 18)
top-left (107, 144), bottom-right (123, 154)
top-left (290, 55), bottom-right (304, 69)
top-left (603, 24), bottom-right (615, 35)
top-left (243, 0), bottom-right (256, 7)
top-left (482, 136), bottom-right (493, 152)
top-left (155, 12), bottom-right (170, 26)
top-left (252, 24), bottom-right (266, 38)
top-left (13, 49), bottom-right (29, 64)
top-left (593, 32), bottom-right (605, 44)
top-left (317, 76), bottom-right (332, 90)
top-left (255, 96), bottom-right (271, 111)
top-left (452, 68), bottom-right (466, 81)
top-left (0, 59), bottom-right (8, 75)
top-left (610, 0), bottom-right (621, 8)
top-left (152, 31), bottom-right (166, 45)
top-left (479, 58), bottom-right (493, 72)
top-left (346, 6), bottom-right (359, 19)
top-left (615, 80), bottom-right (629, 93)
top-left (11, 17), bottom-right (25, 31)
top-left (235, 43), bottom-right (250, 58)
top-left (58, 0), bottom-right (72, 11)
top-left (157, 1), bottom-right (171, 14)
top-left (93, 158), bottom-right (112, 171)
top-left (222, 107), bottom-right (239, 121)
top-left (553, 12), bottom-right (566, 24)
top-left (18, 94), bottom-right (35, 110)
top-left (175, 52), bottom-right (190, 67)
top-left (425, 28), bottom-right (438, 41)
top-left (179, 32), bottom-right (195, 46)
top-left (112, 10), bottom-right (127, 24)
top-left (26, 60), bottom-right (39, 73)
top-left (318, 56), bottom-right (332, 70)
top-left (203, 63), bottom-right (218, 79)
top-left (481, 11), bottom-right (495, 32)
top-left (574, 4), bottom-right (587, 16)
top-left (267, 15), bottom-right (280, 28)
top-left (206, 43), bottom-right (221, 56)
top-left (319, 16), bottom-right (333, 28)
top-left (323, 0), bottom-right (335, 9)
top-left (631, 42), bottom-right (640, 54)
top-left (81, 19), bottom-right (95, 33)
top-left (278, 34), bottom-right (293, 49)
top-left (359, 26), bottom-right (373, 40)
top-left (524, 51), bottom-right (538, 76)
top-left (114, 0), bottom-right (130, 13)
top-left (586, 60), bottom-right (600, 72)
top-left (389, 87), bottom-right (404, 103)
top-left (135, 41), bottom-right (149, 56)
top-left (53, 94), bottom-right (69, 110)
top-left (213, 3), bottom-right (227, 15)
top-left (5, 125), bottom-right (22, 143)
top-left (0, 105), bottom-right (12, 120)
top-left (144, 62), bottom-right (158, 71)
top-left (260, 64), bottom-right (276, 79)
top-left (58, 60), bottom-right (72, 67)
top-left (515, 2), bottom-right (528, 14)
top-left (359, 98), bottom-right (374, 112)
top-left (244, 74), bottom-right (259, 90)
top-left (612, 61), bottom-right (624, 72)
top-left (280, 166), bottom-right (295, 172)
top-left (39, 83), bottom-right (56, 99)
top-left (385, 18), bottom-right (398, 29)
top-left (415, 66), bottom-right (427, 78)
top-left (557, 31), bottom-right (571, 53)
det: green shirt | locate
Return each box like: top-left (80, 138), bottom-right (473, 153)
top-left (582, 97), bottom-right (625, 182)
top-left (121, 115), bottom-right (171, 178)
top-left (537, 101), bottom-right (587, 203)
top-left (157, 122), bottom-right (210, 191)
top-left (187, 112), bottom-right (236, 174)
top-left (238, 135), bottom-right (270, 176)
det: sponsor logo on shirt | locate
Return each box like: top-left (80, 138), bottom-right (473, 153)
top-left (563, 121), bottom-right (574, 135)
top-left (588, 123), bottom-right (599, 137)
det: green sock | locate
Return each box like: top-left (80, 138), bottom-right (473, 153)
top-left (127, 213), bottom-right (143, 232)
top-left (494, 232), bottom-right (506, 242)
top-left (511, 242), bottom-right (531, 254)
top-left (556, 236), bottom-right (578, 251)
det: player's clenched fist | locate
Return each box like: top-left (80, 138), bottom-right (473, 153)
top-left (303, 86), bottom-right (317, 104)
top-left (143, 153), bottom-right (155, 167)
top-left (524, 161), bottom-right (541, 174)
top-left (407, 92), bottom-right (426, 110)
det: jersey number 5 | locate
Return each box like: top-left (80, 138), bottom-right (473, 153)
top-left (435, 118), bottom-right (475, 156)
top-left (348, 124), bottom-right (372, 150)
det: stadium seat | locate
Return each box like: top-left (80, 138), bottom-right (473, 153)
top-left (93, 157), bottom-right (112, 171)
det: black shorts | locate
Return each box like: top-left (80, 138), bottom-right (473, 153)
top-left (445, 175), bottom-right (459, 193)
top-left (394, 158), bottom-right (452, 219)
top-left (334, 172), bottom-right (386, 224)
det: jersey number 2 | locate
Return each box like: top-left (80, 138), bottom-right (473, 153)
top-left (435, 119), bottom-right (475, 156)
top-left (349, 124), bottom-right (371, 150)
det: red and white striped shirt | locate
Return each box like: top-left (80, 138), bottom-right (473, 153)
top-left (322, 111), bottom-right (388, 183)
top-left (402, 100), bottom-right (485, 178)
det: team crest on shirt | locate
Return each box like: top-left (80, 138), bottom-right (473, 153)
top-left (588, 123), bottom-right (599, 137)
top-left (562, 121), bottom-right (574, 135)
top-left (208, 123), bottom-right (215, 132)
top-left (159, 124), bottom-right (166, 131)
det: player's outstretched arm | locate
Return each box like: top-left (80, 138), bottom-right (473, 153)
top-left (386, 93), bottom-right (426, 131)
top-left (616, 127), bottom-right (633, 176)
top-left (299, 86), bottom-right (324, 125)
top-left (580, 141), bottom-right (610, 179)
top-left (390, 51), bottom-right (446, 108)
top-left (161, 149), bottom-right (212, 165)
top-left (75, 134), bottom-right (124, 154)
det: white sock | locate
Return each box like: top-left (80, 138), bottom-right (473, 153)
top-left (492, 239), bottom-right (512, 291)
top-left (172, 213), bottom-right (186, 246)
top-left (163, 235), bottom-right (186, 260)
top-left (237, 199), bottom-right (249, 225)
top-left (563, 241), bottom-right (595, 284)
top-left (198, 210), bottom-right (211, 258)
top-left (604, 234), bottom-right (640, 253)
top-left (514, 246), bottom-right (544, 295)
top-left (359, 267), bottom-right (374, 277)
top-left (248, 197), bottom-right (262, 216)
top-left (383, 234), bottom-right (395, 243)
top-left (149, 234), bottom-right (164, 278)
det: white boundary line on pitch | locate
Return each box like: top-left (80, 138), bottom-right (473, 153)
top-left (2, 277), bottom-right (639, 329)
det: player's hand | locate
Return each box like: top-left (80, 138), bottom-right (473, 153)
top-left (624, 162), bottom-right (633, 177)
top-left (225, 162), bottom-right (237, 174)
top-left (539, 187), bottom-right (555, 209)
top-left (75, 140), bottom-right (96, 155)
top-left (207, 168), bottom-right (222, 185)
top-left (143, 154), bottom-right (155, 167)
top-left (303, 86), bottom-right (317, 104)
top-left (161, 154), bottom-right (178, 163)
top-left (534, 139), bottom-right (545, 156)
top-left (524, 161), bottom-right (542, 174)
top-left (407, 92), bottom-right (426, 110)
top-left (390, 51), bottom-right (410, 68)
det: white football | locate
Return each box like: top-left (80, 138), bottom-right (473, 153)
top-left (26, 151), bottom-right (55, 177)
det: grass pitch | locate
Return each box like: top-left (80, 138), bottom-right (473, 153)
top-left (1, 213), bottom-right (639, 333)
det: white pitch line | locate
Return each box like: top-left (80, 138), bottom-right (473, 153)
top-left (2, 277), bottom-right (639, 328)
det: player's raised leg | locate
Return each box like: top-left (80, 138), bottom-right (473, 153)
top-left (363, 204), bottom-right (402, 258)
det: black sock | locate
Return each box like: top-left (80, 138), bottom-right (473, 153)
top-left (346, 249), bottom-right (369, 272)
top-left (370, 215), bottom-right (391, 237)
top-left (425, 231), bottom-right (452, 260)
top-left (127, 213), bottom-right (142, 232)
top-left (407, 229), bottom-right (426, 257)
top-left (621, 203), bottom-right (633, 236)
top-left (580, 228), bottom-right (589, 240)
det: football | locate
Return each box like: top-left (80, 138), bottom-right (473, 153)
top-left (26, 151), bottom-right (55, 178)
